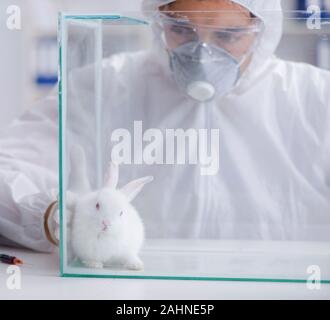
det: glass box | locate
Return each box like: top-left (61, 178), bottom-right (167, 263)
top-left (59, 9), bottom-right (330, 282)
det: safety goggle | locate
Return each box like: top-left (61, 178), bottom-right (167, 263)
top-left (155, 12), bottom-right (265, 56)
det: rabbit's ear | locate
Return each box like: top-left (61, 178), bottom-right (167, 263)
top-left (66, 191), bottom-right (77, 210)
top-left (104, 162), bottom-right (119, 189)
top-left (68, 145), bottom-right (91, 193)
top-left (120, 176), bottom-right (154, 202)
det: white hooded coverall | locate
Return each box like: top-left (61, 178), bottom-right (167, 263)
top-left (0, 0), bottom-right (329, 252)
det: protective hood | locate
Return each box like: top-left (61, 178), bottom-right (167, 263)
top-left (142, 0), bottom-right (284, 91)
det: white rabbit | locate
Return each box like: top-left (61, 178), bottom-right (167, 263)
top-left (67, 146), bottom-right (153, 271)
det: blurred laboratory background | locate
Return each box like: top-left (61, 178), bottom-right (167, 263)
top-left (0, 0), bottom-right (329, 128)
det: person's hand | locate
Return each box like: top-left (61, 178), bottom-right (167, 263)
top-left (45, 194), bottom-right (75, 246)
top-left (44, 201), bottom-right (60, 246)
top-left (18, 190), bottom-right (61, 249)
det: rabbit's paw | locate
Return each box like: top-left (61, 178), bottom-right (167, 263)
top-left (82, 260), bottom-right (104, 269)
top-left (125, 256), bottom-right (144, 271)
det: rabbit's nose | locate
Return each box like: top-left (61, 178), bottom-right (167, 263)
top-left (101, 220), bottom-right (109, 231)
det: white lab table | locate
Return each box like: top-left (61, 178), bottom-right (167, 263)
top-left (0, 244), bottom-right (329, 300)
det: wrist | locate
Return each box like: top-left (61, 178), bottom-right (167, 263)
top-left (44, 201), bottom-right (59, 246)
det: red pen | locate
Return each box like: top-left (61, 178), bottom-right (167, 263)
top-left (0, 254), bottom-right (23, 265)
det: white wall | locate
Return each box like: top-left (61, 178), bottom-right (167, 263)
top-left (0, 0), bottom-right (143, 129)
top-left (0, 0), bottom-right (26, 127)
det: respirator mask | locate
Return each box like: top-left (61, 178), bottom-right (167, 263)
top-left (156, 12), bottom-right (264, 102)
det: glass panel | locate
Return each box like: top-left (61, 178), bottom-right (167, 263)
top-left (59, 9), bottom-right (330, 282)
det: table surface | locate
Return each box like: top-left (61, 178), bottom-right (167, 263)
top-left (0, 246), bottom-right (329, 300)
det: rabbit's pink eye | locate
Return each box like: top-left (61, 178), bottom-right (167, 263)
top-left (96, 203), bottom-right (100, 210)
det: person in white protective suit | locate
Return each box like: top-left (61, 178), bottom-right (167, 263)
top-left (0, 0), bottom-right (330, 253)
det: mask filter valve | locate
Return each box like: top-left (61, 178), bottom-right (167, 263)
top-left (186, 81), bottom-right (216, 102)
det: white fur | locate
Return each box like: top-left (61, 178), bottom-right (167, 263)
top-left (68, 146), bottom-right (153, 270)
